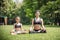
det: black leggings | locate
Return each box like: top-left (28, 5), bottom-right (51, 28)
top-left (34, 29), bottom-right (40, 31)
top-left (29, 29), bottom-right (46, 33)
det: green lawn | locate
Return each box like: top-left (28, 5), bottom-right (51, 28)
top-left (0, 25), bottom-right (60, 40)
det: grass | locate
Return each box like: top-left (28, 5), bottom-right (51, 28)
top-left (0, 25), bottom-right (60, 40)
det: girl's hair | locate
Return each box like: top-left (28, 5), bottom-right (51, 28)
top-left (15, 16), bottom-right (20, 20)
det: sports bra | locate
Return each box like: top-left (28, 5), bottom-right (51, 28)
top-left (34, 17), bottom-right (42, 25)
top-left (14, 23), bottom-right (22, 28)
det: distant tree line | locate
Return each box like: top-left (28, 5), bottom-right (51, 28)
top-left (0, 0), bottom-right (60, 25)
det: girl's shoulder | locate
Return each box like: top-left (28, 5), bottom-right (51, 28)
top-left (32, 18), bottom-right (34, 21)
top-left (19, 23), bottom-right (22, 25)
top-left (14, 23), bottom-right (22, 25)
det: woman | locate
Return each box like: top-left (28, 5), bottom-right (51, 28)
top-left (29, 10), bottom-right (46, 33)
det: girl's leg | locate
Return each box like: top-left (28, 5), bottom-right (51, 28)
top-left (10, 29), bottom-right (17, 35)
top-left (21, 29), bottom-right (29, 34)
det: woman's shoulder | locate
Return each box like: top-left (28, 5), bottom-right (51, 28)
top-left (40, 17), bottom-right (43, 19)
top-left (39, 17), bottom-right (43, 21)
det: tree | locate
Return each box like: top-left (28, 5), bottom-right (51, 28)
top-left (0, 0), bottom-right (60, 25)
top-left (40, 0), bottom-right (60, 25)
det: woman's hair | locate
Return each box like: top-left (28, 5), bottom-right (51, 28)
top-left (35, 10), bottom-right (40, 14)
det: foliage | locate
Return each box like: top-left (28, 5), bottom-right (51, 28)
top-left (0, 0), bottom-right (60, 25)
top-left (40, 0), bottom-right (60, 25)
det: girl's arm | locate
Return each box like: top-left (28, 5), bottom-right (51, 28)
top-left (13, 23), bottom-right (15, 29)
top-left (21, 24), bottom-right (24, 30)
top-left (11, 23), bottom-right (15, 32)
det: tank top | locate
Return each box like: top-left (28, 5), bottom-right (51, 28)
top-left (14, 23), bottom-right (22, 28)
top-left (34, 17), bottom-right (42, 25)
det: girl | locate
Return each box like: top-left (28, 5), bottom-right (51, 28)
top-left (10, 16), bottom-right (28, 35)
top-left (29, 10), bottom-right (46, 33)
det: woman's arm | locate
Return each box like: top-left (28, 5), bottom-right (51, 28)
top-left (41, 19), bottom-right (45, 28)
top-left (31, 19), bottom-right (34, 27)
top-left (29, 19), bottom-right (34, 31)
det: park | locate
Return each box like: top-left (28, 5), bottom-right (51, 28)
top-left (0, 25), bottom-right (60, 40)
top-left (0, 0), bottom-right (60, 40)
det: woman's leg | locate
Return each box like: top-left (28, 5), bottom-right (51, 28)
top-left (29, 27), bottom-right (42, 33)
top-left (41, 27), bottom-right (46, 33)
top-left (29, 27), bottom-right (33, 31)
top-left (29, 27), bottom-right (35, 33)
